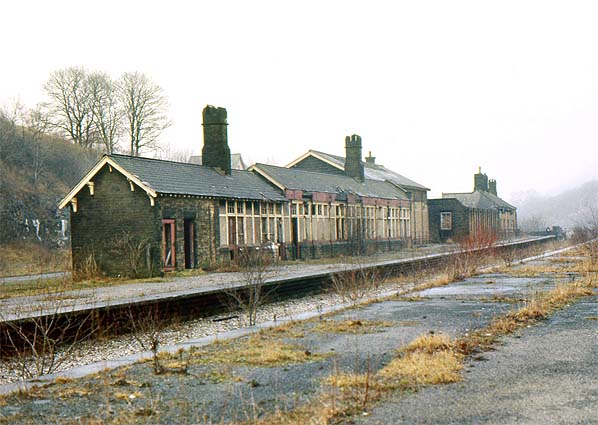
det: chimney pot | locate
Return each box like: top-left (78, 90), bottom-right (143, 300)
top-left (474, 167), bottom-right (488, 192)
top-left (365, 150), bottom-right (376, 164)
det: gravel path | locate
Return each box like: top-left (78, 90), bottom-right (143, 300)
top-left (355, 296), bottom-right (598, 425)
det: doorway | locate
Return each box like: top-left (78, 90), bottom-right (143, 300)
top-left (291, 217), bottom-right (299, 259)
top-left (183, 219), bottom-right (194, 269)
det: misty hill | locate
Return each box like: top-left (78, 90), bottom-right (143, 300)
top-left (0, 116), bottom-right (99, 244)
top-left (516, 180), bottom-right (598, 232)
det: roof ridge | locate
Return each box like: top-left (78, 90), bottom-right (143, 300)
top-left (109, 153), bottom-right (204, 168)
top-left (256, 162), bottom-right (372, 182)
top-left (110, 153), bottom-right (252, 174)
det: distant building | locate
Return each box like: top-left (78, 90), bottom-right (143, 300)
top-left (428, 168), bottom-right (517, 242)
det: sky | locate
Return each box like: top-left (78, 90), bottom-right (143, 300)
top-left (1, 0), bottom-right (598, 202)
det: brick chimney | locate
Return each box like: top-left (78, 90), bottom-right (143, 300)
top-left (345, 134), bottom-right (364, 182)
top-left (488, 179), bottom-right (497, 196)
top-left (474, 166), bottom-right (488, 192)
top-left (202, 105), bottom-right (231, 175)
top-left (365, 151), bottom-right (376, 164)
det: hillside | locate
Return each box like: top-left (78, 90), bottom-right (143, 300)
top-left (516, 180), bottom-right (598, 232)
top-left (0, 116), bottom-right (99, 245)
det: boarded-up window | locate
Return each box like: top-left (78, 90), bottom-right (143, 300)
top-left (262, 217), bottom-right (269, 242)
top-left (228, 217), bottom-right (237, 245)
top-left (237, 218), bottom-right (245, 245)
top-left (440, 212), bottom-right (452, 230)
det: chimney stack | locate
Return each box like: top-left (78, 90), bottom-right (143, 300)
top-left (344, 134), bottom-right (364, 182)
top-left (202, 105), bottom-right (231, 175)
top-left (488, 179), bottom-right (497, 196)
top-left (474, 166), bottom-right (488, 192)
top-left (365, 151), bottom-right (376, 164)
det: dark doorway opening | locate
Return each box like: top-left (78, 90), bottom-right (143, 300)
top-left (291, 217), bottom-right (299, 259)
top-left (184, 219), bottom-right (194, 269)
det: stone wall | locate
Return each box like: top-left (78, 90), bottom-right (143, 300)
top-left (428, 198), bottom-right (470, 242)
top-left (70, 165), bottom-right (223, 277)
top-left (158, 196), bottom-right (220, 270)
top-left (70, 165), bottom-right (160, 278)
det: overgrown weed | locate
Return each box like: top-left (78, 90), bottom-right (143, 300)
top-left (312, 319), bottom-right (392, 334)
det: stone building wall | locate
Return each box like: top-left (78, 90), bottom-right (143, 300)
top-left (157, 196), bottom-right (220, 270)
top-left (428, 198), bottom-right (470, 242)
top-left (70, 166), bottom-right (224, 278)
top-left (70, 165), bottom-right (161, 277)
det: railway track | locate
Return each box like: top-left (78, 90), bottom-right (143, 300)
top-left (0, 236), bottom-right (556, 356)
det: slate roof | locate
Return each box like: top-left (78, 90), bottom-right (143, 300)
top-left (308, 150), bottom-right (429, 191)
top-left (188, 153), bottom-right (247, 170)
top-left (442, 190), bottom-right (516, 211)
top-left (253, 163), bottom-right (408, 200)
top-left (109, 154), bottom-right (285, 201)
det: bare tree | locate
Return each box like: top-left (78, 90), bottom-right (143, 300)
top-left (128, 304), bottom-right (188, 375)
top-left (0, 284), bottom-right (95, 379)
top-left (330, 261), bottom-right (381, 304)
top-left (109, 230), bottom-right (152, 278)
top-left (30, 139), bottom-right (47, 186)
top-left (119, 72), bottom-right (171, 156)
top-left (0, 98), bottom-right (25, 130)
top-left (43, 67), bottom-right (97, 148)
top-left (572, 200), bottom-right (598, 241)
top-left (0, 99), bottom-right (25, 164)
top-left (24, 103), bottom-right (50, 141)
top-left (89, 71), bottom-right (123, 154)
top-left (159, 145), bottom-right (193, 163)
top-left (225, 245), bottom-right (278, 326)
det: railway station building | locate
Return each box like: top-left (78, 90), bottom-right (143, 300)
top-left (59, 105), bottom-right (430, 277)
top-left (286, 148), bottom-right (430, 244)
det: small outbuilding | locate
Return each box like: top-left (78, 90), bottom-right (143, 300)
top-left (428, 168), bottom-right (517, 243)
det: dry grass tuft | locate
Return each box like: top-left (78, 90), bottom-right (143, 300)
top-left (114, 391), bottom-right (144, 401)
top-left (0, 242), bottom-right (70, 278)
top-left (192, 333), bottom-right (326, 367)
top-left (402, 333), bottom-right (454, 354)
top-left (415, 274), bottom-right (452, 290)
top-left (324, 372), bottom-right (372, 390)
top-left (56, 387), bottom-right (91, 398)
top-left (54, 376), bottom-right (74, 384)
top-left (379, 350), bottom-right (463, 386)
top-left (261, 321), bottom-right (305, 339)
top-left (494, 263), bottom-right (573, 278)
top-left (312, 319), bottom-right (392, 334)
